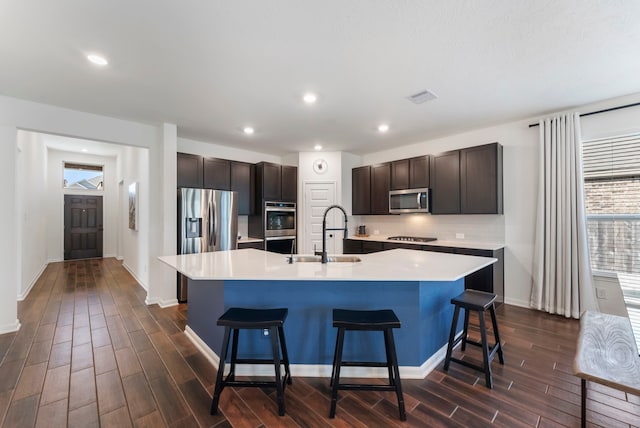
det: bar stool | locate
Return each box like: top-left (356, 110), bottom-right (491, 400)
top-left (329, 309), bottom-right (406, 421)
top-left (210, 307), bottom-right (292, 416)
top-left (444, 290), bottom-right (504, 388)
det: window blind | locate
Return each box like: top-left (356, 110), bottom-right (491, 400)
top-left (583, 135), bottom-right (640, 275)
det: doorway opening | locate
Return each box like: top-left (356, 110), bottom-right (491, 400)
top-left (63, 194), bottom-right (104, 260)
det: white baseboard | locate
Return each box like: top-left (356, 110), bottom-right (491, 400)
top-left (122, 262), bottom-right (148, 291)
top-left (504, 297), bottom-right (530, 308)
top-left (47, 258), bottom-right (63, 263)
top-left (0, 320), bottom-right (21, 335)
top-left (183, 325), bottom-right (449, 379)
top-left (17, 262), bottom-right (48, 301)
top-left (145, 296), bottom-right (179, 308)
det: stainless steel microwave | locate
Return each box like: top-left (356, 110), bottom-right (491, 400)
top-left (389, 188), bottom-right (430, 214)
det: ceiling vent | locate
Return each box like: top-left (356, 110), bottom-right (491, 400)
top-left (407, 89), bottom-right (438, 104)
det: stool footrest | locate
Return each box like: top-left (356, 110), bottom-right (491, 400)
top-left (448, 357), bottom-right (485, 373)
top-left (336, 384), bottom-right (398, 392)
top-left (233, 358), bottom-right (289, 365)
top-left (222, 380), bottom-right (283, 388)
top-left (339, 361), bottom-right (389, 368)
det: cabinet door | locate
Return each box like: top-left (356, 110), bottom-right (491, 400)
top-left (343, 239), bottom-right (363, 254)
top-left (203, 157), bottom-right (231, 190)
top-left (177, 153), bottom-right (203, 188)
top-left (362, 241), bottom-right (385, 253)
top-left (370, 163), bottom-right (391, 215)
top-left (281, 165), bottom-right (297, 202)
top-left (460, 143), bottom-right (503, 214)
top-left (231, 161), bottom-right (254, 215)
top-left (238, 241), bottom-right (264, 250)
top-left (352, 166), bottom-right (371, 215)
top-left (409, 155), bottom-right (430, 188)
top-left (391, 159), bottom-right (409, 190)
top-left (262, 162), bottom-right (282, 201)
top-left (430, 151), bottom-right (460, 214)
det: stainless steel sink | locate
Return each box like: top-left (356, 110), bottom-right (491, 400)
top-left (287, 255), bottom-right (361, 263)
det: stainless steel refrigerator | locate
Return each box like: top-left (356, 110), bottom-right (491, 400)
top-left (177, 188), bottom-right (238, 302)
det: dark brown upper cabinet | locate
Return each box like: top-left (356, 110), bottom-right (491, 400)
top-left (371, 163), bottom-right (391, 215)
top-left (231, 161), bottom-right (255, 215)
top-left (460, 143), bottom-right (503, 214)
top-left (352, 165), bottom-right (371, 215)
top-left (203, 157), bottom-right (231, 190)
top-left (430, 150), bottom-right (461, 214)
top-left (177, 153), bottom-right (204, 188)
top-left (177, 153), bottom-right (254, 215)
top-left (281, 165), bottom-right (298, 202)
top-left (409, 155), bottom-right (430, 188)
top-left (391, 159), bottom-right (409, 190)
top-left (255, 162), bottom-right (297, 203)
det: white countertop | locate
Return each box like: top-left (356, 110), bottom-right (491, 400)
top-left (159, 248), bottom-right (496, 282)
top-left (238, 237), bottom-right (263, 243)
top-left (348, 235), bottom-right (504, 251)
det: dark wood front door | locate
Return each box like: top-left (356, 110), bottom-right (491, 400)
top-left (64, 195), bottom-right (103, 260)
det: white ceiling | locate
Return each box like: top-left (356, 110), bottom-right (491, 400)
top-left (2, 1), bottom-right (640, 156)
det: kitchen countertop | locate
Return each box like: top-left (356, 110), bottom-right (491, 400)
top-left (237, 236), bottom-right (263, 243)
top-left (347, 234), bottom-right (504, 251)
top-left (159, 248), bottom-right (496, 282)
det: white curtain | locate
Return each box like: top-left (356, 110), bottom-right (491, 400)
top-left (531, 113), bottom-right (598, 319)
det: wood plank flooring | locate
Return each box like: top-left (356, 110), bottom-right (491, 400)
top-left (0, 258), bottom-right (639, 427)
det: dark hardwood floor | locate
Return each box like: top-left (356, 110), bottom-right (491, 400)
top-left (0, 258), bottom-right (638, 427)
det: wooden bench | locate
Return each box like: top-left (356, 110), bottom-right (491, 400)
top-left (573, 311), bottom-right (640, 428)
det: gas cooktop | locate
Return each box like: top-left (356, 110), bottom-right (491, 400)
top-left (387, 236), bottom-right (437, 243)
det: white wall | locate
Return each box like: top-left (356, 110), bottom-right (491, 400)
top-left (16, 131), bottom-right (48, 299)
top-left (119, 146), bottom-right (150, 289)
top-left (0, 125), bottom-right (19, 333)
top-left (45, 148), bottom-right (119, 261)
top-left (178, 137), bottom-right (281, 164)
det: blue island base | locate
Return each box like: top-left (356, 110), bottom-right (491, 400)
top-left (186, 278), bottom-right (464, 379)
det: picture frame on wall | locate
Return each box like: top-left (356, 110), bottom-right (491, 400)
top-left (128, 181), bottom-right (138, 231)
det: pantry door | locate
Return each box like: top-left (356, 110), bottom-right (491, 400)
top-left (303, 181), bottom-right (338, 255)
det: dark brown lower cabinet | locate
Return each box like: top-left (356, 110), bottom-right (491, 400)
top-left (342, 239), bottom-right (504, 304)
top-left (238, 240), bottom-right (264, 250)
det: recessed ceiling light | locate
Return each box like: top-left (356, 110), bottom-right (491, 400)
top-left (81, 148), bottom-right (88, 153)
top-left (87, 54), bottom-right (108, 66)
top-left (377, 123), bottom-right (390, 133)
top-left (314, 144), bottom-right (322, 151)
top-left (303, 93), bottom-right (317, 104)
top-left (243, 126), bottom-right (254, 135)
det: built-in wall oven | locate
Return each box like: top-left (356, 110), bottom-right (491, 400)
top-left (264, 201), bottom-right (296, 254)
top-left (264, 201), bottom-right (296, 237)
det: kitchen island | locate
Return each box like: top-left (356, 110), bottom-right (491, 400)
top-left (159, 248), bottom-right (496, 379)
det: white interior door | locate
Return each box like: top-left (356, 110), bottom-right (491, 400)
top-left (303, 181), bottom-right (337, 255)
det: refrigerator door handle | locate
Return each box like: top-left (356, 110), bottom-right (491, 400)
top-left (209, 199), bottom-right (217, 247)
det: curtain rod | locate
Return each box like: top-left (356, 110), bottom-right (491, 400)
top-left (528, 101), bottom-right (640, 128)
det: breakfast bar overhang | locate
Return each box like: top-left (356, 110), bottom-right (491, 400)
top-left (159, 248), bottom-right (497, 379)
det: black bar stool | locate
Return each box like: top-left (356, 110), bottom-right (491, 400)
top-left (444, 290), bottom-right (504, 388)
top-left (329, 309), bottom-right (406, 421)
top-left (210, 307), bottom-right (292, 416)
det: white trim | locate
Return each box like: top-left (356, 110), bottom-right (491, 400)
top-left (17, 262), bottom-right (48, 301)
top-left (122, 261), bottom-right (148, 291)
top-left (144, 296), bottom-right (179, 308)
top-left (0, 320), bottom-right (21, 335)
top-left (592, 270), bottom-right (618, 279)
top-left (47, 258), bottom-right (63, 263)
top-left (183, 324), bottom-right (451, 379)
top-left (504, 297), bottom-right (530, 308)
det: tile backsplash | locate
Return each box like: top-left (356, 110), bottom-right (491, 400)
top-left (351, 214), bottom-right (505, 243)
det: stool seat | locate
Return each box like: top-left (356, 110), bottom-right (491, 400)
top-left (333, 309), bottom-right (400, 330)
top-left (217, 307), bottom-right (288, 328)
top-left (329, 308), bottom-right (406, 421)
top-left (211, 307), bottom-right (291, 416)
top-left (451, 290), bottom-right (497, 311)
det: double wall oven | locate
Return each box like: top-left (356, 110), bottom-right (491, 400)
top-left (249, 201), bottom-right (297, 254)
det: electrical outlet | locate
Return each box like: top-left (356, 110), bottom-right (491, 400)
top-left (596, 288), bottom-right (607, 299)
top-left (456, 233), bottom-right (465, 239)
top-left (263, 328), bottom-right (270, 336)
top-left (373, 229), bottom-right (380, 235)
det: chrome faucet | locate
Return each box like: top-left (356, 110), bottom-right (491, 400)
top-left (321, 205), bottom-right (348, 263)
